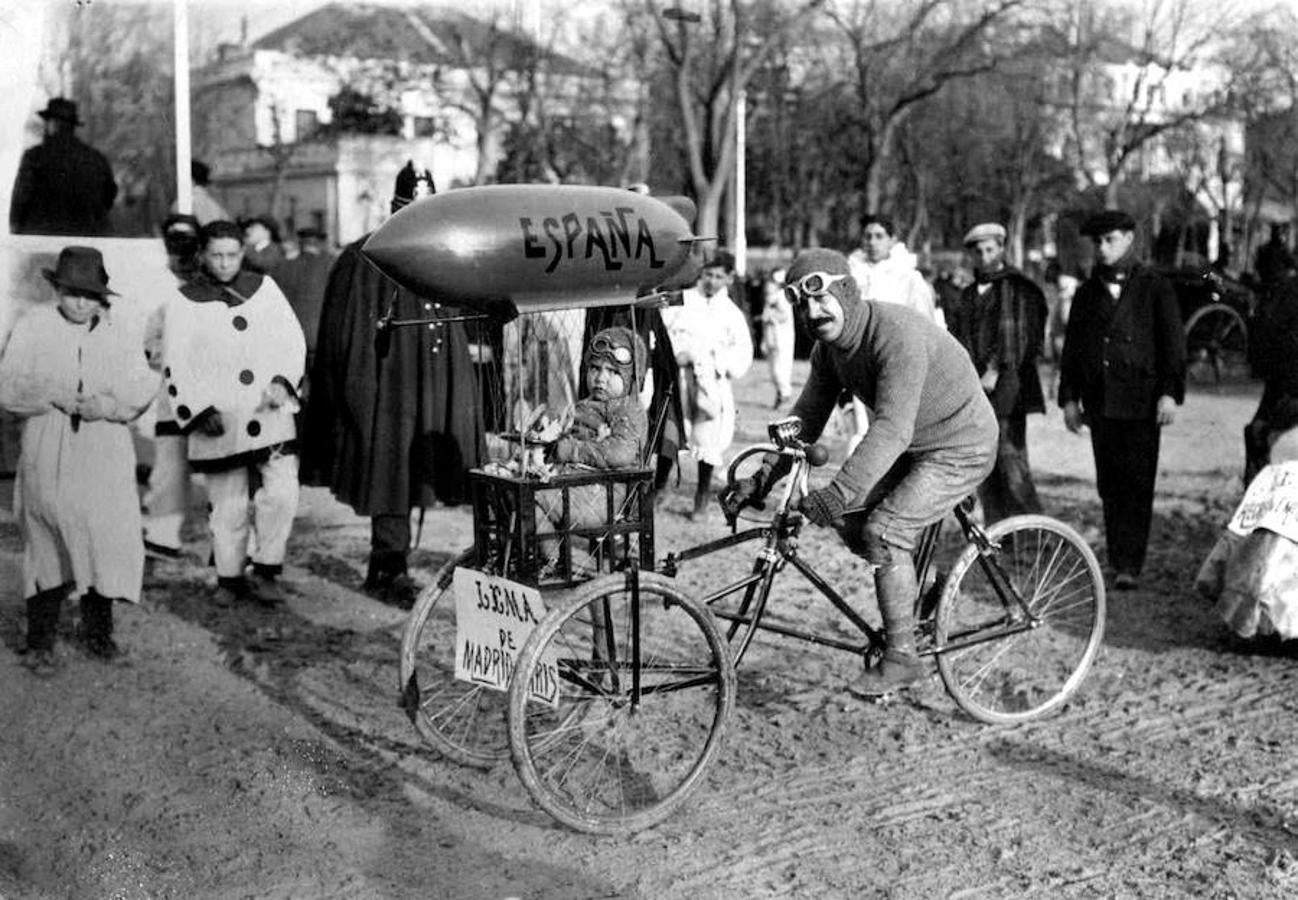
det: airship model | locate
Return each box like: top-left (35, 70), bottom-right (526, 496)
top-left (360, 184), bottom-right (702, 319)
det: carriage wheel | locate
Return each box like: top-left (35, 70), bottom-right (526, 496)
top-left (1184, 303), bottom-right (1249, 385)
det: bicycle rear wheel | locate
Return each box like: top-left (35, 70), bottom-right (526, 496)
top-left (399, 548), bottom-right (510, 767)
top-left (508, 571), bottom-right (736, 835)
top-left (934, 515), bottom-right (1105, 724)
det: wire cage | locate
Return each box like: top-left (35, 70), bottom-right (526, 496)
top-left (465, 307), bottom-right (658, 589)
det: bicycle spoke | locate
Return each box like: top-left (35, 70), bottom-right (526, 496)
top-left (510, 573), bottom-right (735, 834)
top-left (937, 518), bottom-right (1105, 724)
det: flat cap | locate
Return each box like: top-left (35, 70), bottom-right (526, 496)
top-left (1081, 209), bottom-right (1137, 237)
top-left (962, 222), bottom-right (1007, 246)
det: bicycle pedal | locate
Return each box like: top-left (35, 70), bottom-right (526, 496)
top-left (847, 684), bottom-right (897, 704)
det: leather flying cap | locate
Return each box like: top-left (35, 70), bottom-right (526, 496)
top-left (585, 326), bottom-right (646, 387)
top-left (962, 222), bottom-right (1007, 246)
top-left (784, 248), bottom-right (851, 285)
top-left (1081, 209), bottom-right (1137, 237)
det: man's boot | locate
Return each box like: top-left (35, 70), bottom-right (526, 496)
top-left (858, 561), bottom-right (927, 693)
top-left (689, 462), bottom-right (714, 521)
top-left (364, 552), bottom-right (418, 609)
top-left (80, 590), bottom-right (122, 660)
top-left (23, 587), bottom-right (64, 676)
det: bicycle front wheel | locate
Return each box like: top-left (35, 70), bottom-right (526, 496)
top-left (508, 571), bottom-right (736, 835)
top-left (934, 515), bottom-right (1105, 724)
top-left (399, 548), bottom-right (510, 767)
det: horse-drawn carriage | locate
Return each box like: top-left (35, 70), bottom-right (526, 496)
top-left (1158, 265), bottom-right (1258, 385)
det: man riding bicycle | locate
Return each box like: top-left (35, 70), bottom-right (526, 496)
top-left (725, 248), bottom-right (999, 690)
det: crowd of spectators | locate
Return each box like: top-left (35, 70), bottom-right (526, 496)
top-left (4, 99), bottom-right (1298, 675)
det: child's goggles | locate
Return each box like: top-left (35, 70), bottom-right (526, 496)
top-left (589, 334), bottom-right (634, 365)
top-left (784, 271), bottom-right (848, 306)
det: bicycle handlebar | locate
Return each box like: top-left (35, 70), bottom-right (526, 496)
top-left (720, 432), bottom-right (830, 526)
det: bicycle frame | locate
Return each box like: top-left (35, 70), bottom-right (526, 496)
top-left (650, 445), bottom-right (1045, 671)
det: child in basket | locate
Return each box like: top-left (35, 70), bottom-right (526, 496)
top-left (529, 326), bottom-right (649, 576)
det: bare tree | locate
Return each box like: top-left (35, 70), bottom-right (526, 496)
top-left (435, 12), bottom-right (533, 185)
top-left (822, 0), bottom-right (1030, 217)
top-left (1226, 3), bottom-right (1298, 260)
top-left (647, 0), bottom-right (823, 252)
top-left (47, 2), bottom-right (176, 235)
top-left (1052, 0), bottom-right (1238, 208)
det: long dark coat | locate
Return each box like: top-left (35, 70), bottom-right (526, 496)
top-left (9, 134), bottom-right (117, 236)
top-left (947, 267), bottom-right (1048, 418)
top-left (1058, 263), bottom-right (1186, 420)
top-left (300, 239), bottom-right (485, 514)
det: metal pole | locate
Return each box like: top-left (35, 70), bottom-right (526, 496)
top-left (734, 87), bottom-right (747, 278)
top-left (173, 0), bottom-right (193, 214)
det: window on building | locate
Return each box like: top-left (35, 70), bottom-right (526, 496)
top-left (295, 109), bottom-right (319, 141)
top-left (413, 116), bottom-right (437, 137)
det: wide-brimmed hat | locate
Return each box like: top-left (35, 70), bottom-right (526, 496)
top-left (37, 97), bottom-right (82, 125)
top-left (42, 246), bottom-right (116, 299)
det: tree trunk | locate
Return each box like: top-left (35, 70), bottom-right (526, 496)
top-left (1009, 194), bottom-right (1031, 269)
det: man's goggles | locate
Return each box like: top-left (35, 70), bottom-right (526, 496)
top-left (588, 334), bottom-right (633, 365)
top-left (784, 271), bottom-right (848, 305)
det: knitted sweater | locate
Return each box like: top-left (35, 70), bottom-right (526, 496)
top-left (790, 301), bottom-right (997, 504)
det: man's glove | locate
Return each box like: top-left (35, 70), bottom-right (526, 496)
top-left (719, 474), bottom-right (767, 519)
top-left (192, 407), bottom-right (225, 437)
top-left (798, 487), bottom-right (847, 528)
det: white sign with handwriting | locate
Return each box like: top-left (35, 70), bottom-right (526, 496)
top-left (1229, 462), bottom-right (1298, 544)
top-left (453, 568), bottom-right (559, 707)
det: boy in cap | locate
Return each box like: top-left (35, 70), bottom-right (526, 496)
top-left (164, 221), bottom-right (307, 607)
top-left (723, 248), bottom-right (998, 691)
top-left (0, 247), bottom-right (159, 672)
top-left (947, 221), bottom-right (1049, 522)
top-left (1058, 209), bottom-right (1185, 591)
top-left (141, 213), bottom-right (204, 559)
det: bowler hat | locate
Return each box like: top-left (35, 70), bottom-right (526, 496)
top-left (1081, 209), bottom-right (1137, 237)
top-left (963, 222), bottom-right (1007, 246)
top-left (37, 97), bottom-right (82, 126)
top-left (42, 246), bottom-right (117, 299)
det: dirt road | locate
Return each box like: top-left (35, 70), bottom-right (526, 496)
top-left (2, 365), bottom-right (1296, 899)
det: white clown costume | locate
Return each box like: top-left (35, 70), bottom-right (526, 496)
top-left (163, 269), bottom-right (305, 581)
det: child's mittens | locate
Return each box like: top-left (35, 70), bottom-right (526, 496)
top-left (552, 437), bottom-right (576, 463)
top-left (531, 415), bottom-right (565, 444)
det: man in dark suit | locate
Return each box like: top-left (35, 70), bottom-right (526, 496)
top-left (1058, 209), bottom-right (1186, 591)
top-left (9, 97), bottom-right (117, 236)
